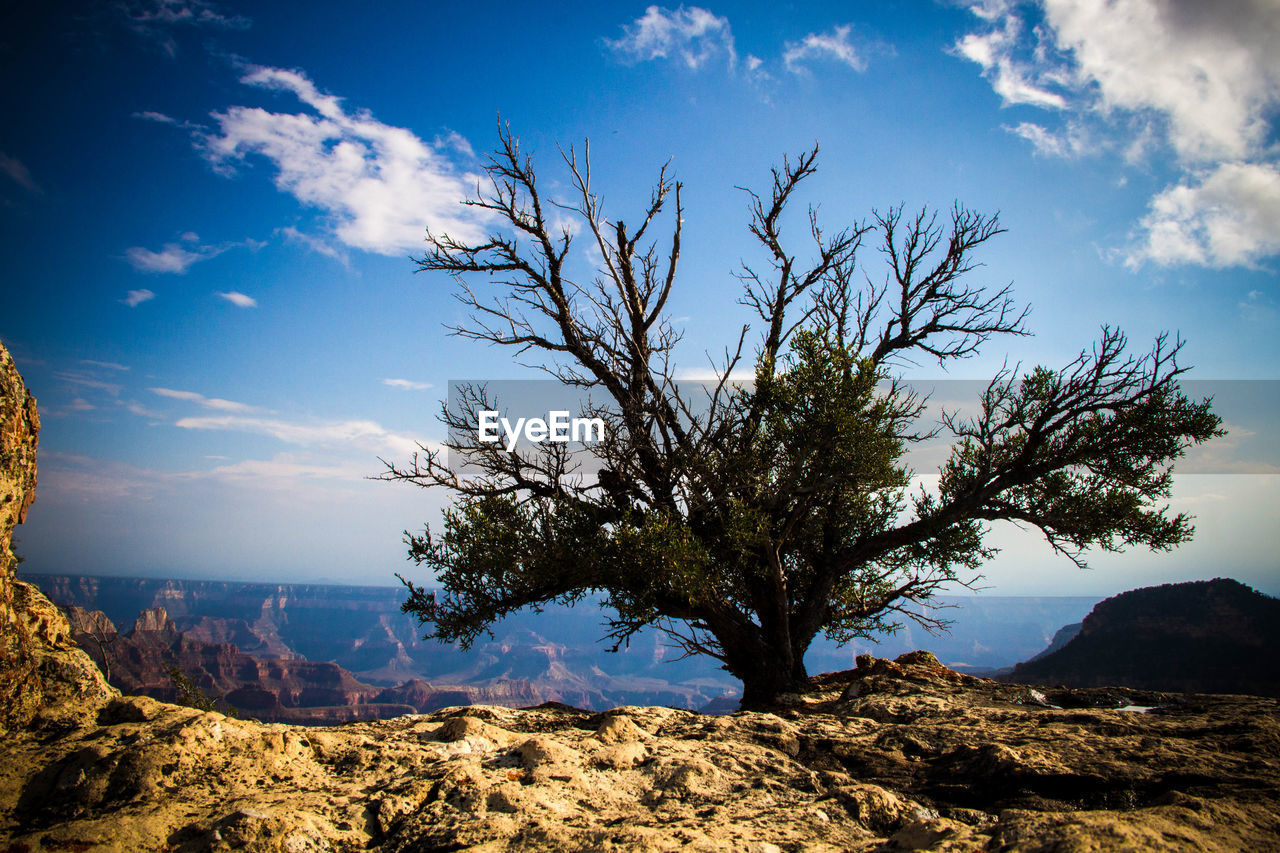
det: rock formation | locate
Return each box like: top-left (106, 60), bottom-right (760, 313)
top-left (0, 342), bottom-right (114, 733)
top-left (1007, 578), bottom-right (1280, 697)
top-left (62, 603), bottom-right (550, 723)
top-left (2, 649), bottom-right (1278, 850)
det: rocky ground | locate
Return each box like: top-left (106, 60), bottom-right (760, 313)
top-left (1, 650), bottom-right (1278, 851)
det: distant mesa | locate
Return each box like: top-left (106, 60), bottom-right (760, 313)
top-left (24, 572), bottom-right (1103, 716)
top-left (47, 573), bottom-right (1280, 726)
top-left (45, 579), bottom-right (742, 721)
top-left (1005, 578), bottom-right (1280, 698)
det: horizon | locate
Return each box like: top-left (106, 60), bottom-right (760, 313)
top-left (2, 1), bottom-right (1277, 599)
top-left (15, 568), bottom-right (1265, 604)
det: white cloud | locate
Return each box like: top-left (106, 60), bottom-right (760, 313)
top-left (605, 6), bottom-right (737, 70)
top-left (1041, 0), bottom-right (1280, 164)
top-left (133, 110), bottom-right (177, 124)
top-left (1126, 162), bottom-right (1280, 269)
top-left (382, 378), bottom-right (433, 391)
top-left (81, 360), bottom-right (130, 371)
top-left (197, 64), bottom-right (487, 256)
top-left (118, 0), bottom-right (249, 29)
top-left (433, 130), bottom-right (474, 158)
top-left (117, 0), bottom-right (249, 56)
top-left (0, 151), bottom-right (41, 194)
top-left (126, 242), bottom-right (207, 273)
top-left (121, 288), bottom-right (155, 307)
top-left (55, 371), bottom-right (121, 396)
top-left (174, 414), bottom-right (426, 458)
top-left (956, 0), bottom-right (1280, 270)
top-left (952, 6), bottom-right (1068, 109)
top-left (278, 225), bottom-right (349, 265)
top-left (783, 25), bottom-right (866, 73)
top-left (1238, 288), bottom-right (1278, 324)
top-left (150, 387), bottom-right (254, 412)
top-left (198, 455), bottom-right (375, 486)
top-left (1007, 120), bottom-right (1095, 158)
top-left (124, 232), bottom-right (257, 274)
top-left (125, 401), bottom-right (164, 419)
top-left (217, 290), bottom-right (257, 308)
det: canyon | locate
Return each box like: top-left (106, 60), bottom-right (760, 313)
top-left (27, 571), bottom-right (1100, 720)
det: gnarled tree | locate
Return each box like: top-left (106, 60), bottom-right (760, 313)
top-left (382, 127), bottom-right (1221, 707)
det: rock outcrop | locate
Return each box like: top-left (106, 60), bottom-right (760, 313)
top-left (1, 649), bottom-right (1277, 850)
top-left (1007, 578), bottom-right (1280, 697)
top-left (63, 604), bottom-right (527, 724)
top-left (0, 341), bottom-right (114, 733)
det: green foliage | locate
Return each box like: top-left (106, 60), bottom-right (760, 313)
top-left (165, 665), bottom-right (238, 717)
top-left (386, 131), bottom-right (1223, 705)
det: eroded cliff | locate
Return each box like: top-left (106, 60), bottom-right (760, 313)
top-left (0, 341), bottom-right (113, 733)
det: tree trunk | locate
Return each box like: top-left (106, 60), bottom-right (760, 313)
top-left (730, 641), bottom-right (810, 709)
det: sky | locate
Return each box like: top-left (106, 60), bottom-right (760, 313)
top-left (1, 0), bottom-right (1277, 597)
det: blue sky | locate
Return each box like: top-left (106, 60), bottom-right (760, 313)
top-left (1, 0), bottom-right (1277, 595)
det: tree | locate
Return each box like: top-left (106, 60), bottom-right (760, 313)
top-left (381, 126), bottom-right (1222, 707)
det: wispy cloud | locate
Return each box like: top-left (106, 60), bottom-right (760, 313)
top-left (952, 3), bottom-right (1069, 109)
top-left (196, 455), bottom-right (378, 486)
top-left (1128, 162), bottom-right (1280, 270)
top-left (174, 414), bottom-right (425, 458)
top-left (126, 242), bottom-right (208, 273)
top-left (1007, 120), bottom-right (1094, 159)
top-left (124, 232), bottom-right (260, 274)
top-left (55, 371), bottom-right (122, 396)
top-left (121, 288), bottom-right (156, 307)
top-left (133, 110), bottom-right (177, 125)
top-left (217, 291), bottom-right (258, 308)
top-left (150, 387), bottom-right (254, 412)
top-left (195, 64), bottom-right (487, 256)
top-left (44, 363), bottom-right (132, 418)
top-left (1239, 289), bottom-right (1278, 324)
top-left (118, 0), bottom-right (249, 29)
top-left (36, 450), bottom-right (389, 502)
top-left (125, 401), bottom-right (165, 419)
top-left (278, 225), bottom-right (349, 265)
top-left (604, 5), bottom-right (737, 70)
top-left (783, 25), bottom-right (866, 73)
top-left (116, 0), bottom-right (250, 56)
top-left (381, 378), bottom-right (433, 391)
top-left (955, 0), bottom-right (1280, 270)
top-left (0, 151), bottom-right (42, 194)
